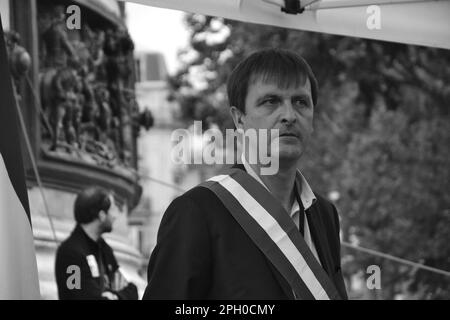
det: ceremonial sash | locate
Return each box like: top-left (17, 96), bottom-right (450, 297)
top-left (200, 169), bottom-right (341, 300)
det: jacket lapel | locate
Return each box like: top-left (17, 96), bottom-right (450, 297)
top-left (231, 163), bottom-right (246, 171)
top-left (306, 204), bottom-right (336, 278)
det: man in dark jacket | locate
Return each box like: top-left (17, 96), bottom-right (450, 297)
top-left (55, 186), bottom-right (138, 300)
top-left (143, 49), bottom-right (348, 300)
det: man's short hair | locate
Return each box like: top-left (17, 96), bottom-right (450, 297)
top-left (74, 186), bottom-right (111, 224)
top-left (227, 48), bottom-right (318, 113)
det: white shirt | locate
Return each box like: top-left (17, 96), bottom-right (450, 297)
top-left (241, 154), bottom-right (322, 264)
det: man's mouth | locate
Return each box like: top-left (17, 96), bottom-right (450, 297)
top-left (279, 132), bottom-right (299, 138)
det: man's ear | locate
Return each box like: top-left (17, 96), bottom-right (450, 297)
top-left (98, 210), bottom-right (107, 222)
top-left (230, 106), bottom-right (245, 130)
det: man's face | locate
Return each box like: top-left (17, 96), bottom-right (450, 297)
top-left (100, 195), bottom-right (119, 233)
top-left (239, 76), bottom-right (314, 163)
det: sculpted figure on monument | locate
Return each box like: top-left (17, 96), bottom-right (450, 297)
top-left (41, 6), bottom-right (77, 68)
top-left (4, 31), bottom-right (31, 102)
top-left (48, 67), bottom-right (80, 151)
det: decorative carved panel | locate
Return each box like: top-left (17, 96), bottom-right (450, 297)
top-left (37, 0), bottom-right (153, 172)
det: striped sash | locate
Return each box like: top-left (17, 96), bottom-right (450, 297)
top-left (200, 169), bottom-right (341, 300)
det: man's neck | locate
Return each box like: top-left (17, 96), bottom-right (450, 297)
top-left (80, 223), bottom-right (101, 242)
top-left (248, 158), bottom-right (299, 212)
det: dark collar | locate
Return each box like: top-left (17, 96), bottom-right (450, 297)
top-left (73, 224), bottom-right (105, 249)
top-left (231, 163), bottom-right (246, 171)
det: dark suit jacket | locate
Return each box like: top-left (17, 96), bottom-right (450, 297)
top-left (143, 165), bottom-right (348, 300)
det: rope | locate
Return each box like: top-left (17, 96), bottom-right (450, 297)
top-left (140, 174), bottom-right (186, 193)
top-left (25, 74), bottom-right (54, 138)
top-left (14, 83), bottom-right (59, 244)
top-left (341, 241), bottom-right (450, 277)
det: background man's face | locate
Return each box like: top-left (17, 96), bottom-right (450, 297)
top-left (101, 194), bottom-right (119, 233)
top-left (242, 76), bottom-right (314, 163)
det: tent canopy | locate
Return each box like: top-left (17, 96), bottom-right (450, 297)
top-left (122, 0), bottom-right (450, 50)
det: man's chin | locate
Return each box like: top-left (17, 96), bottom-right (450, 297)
top-left (102, 226), bottom-right (113, 234)
top-left (276, 148), bottom-right (303, 162)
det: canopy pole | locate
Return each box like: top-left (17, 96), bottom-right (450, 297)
top-left (305, 0), bottom-right (444, 11)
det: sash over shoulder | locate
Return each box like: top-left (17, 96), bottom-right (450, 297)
top-left (199, 168), bottom-right (342, 300)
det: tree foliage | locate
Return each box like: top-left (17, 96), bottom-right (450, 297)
top-left (169, 14), bottom-right (450, 299)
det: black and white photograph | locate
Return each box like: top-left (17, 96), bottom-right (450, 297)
top-left (0, 0), bottom-right (449, 310)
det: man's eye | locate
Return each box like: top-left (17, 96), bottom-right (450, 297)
top-left (293, 99), bottom-right (308, 107)
top-left (262, 98), bottom-right (280, 105)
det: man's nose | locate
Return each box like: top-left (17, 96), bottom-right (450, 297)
top-left (280, 100), bottom-right (296, 124)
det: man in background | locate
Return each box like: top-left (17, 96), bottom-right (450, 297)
top-left (55, 186), bottom-right (138, 300)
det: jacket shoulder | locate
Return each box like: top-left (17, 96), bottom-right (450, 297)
top-left (158, 184), bottom-right (229, 233)
top-left (183, 184), bottom-right (221, 203)
top-left (314, 193), bottom-right (335, 212)
top-left (56, 229), bottom-right (88, 258)
top-left (158, 186), bottom-right (215, 226)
